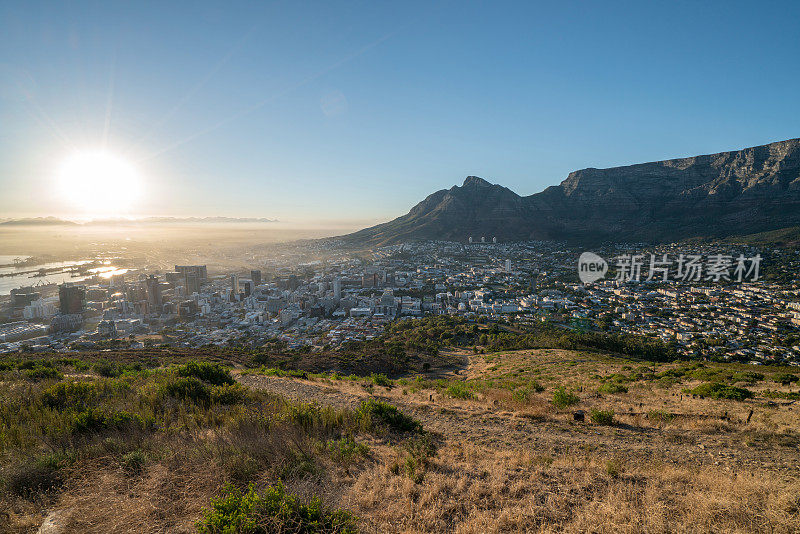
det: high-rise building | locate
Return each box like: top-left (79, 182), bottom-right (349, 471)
top-left (505, 259), bottom-right (512, 272)
top-left (361, 272), bottom-right (378, 288)
top-left (185, 272), bottom-right (200, 295)
top-left (250, 270), bottom-right (262, 286)
top-left (231, 274), bottom-right (240, 294)
top-left (59, 284), bottom-right (86, 315)
top-left (243, 280), bottom-right (254, 297)
top-left (333, 278), bottom-right (341, 300)
top-left (175, 265), bottom-right (207, 280)
top-left (146, 275), bottom-right (163, 308)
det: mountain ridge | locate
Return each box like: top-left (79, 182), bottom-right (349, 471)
top-left (343, 138), bottom-right (800, 245)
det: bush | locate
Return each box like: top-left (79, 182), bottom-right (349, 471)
top-left (444, 382), bottom-right (474, 400)
top-left (165, 376), bottom-right (211, 405)
top-left (370, 373), bottom-right (392, 388)
top-left (176, 361), bottom-right (234, 386)
top-left (512, 381), bottom-right (544, 403)
top-left (552, 386), bottom-right (580, 409)
top-left (121, 449), bottom-right (148, 473)
top-left (196, 482), bottom-right (357, 534)
top-left (94, 359), bottom-right (121, 378)
top-left (42, 380), bottom-right (99, 409)
top-left (689, 382), bottom-right (753, 401)
top-left (71, 408), bottom-right (149, 434)
top-left (325, 436), bottom-right (369, 463)
top-left (590, 409), bottom-right (615, 426)
top-left (732, 371), bottom-right (764, 384)
top-left (41, 379), bottom-right (128, 410)
top-left (210, 383), bottom-right (249, 405)
top-left (23, 366), bottom-right (63, 381)
top-left (598, 383), bottom-right (628, 394)
top-left (772, 372), bottom-right (799, 386)
top-left (356, 399), bottom-right (421, 433)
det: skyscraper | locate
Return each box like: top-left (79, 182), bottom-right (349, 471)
top-left (175, 265), bottom-right (207, 280)
top-left (231, 274), bottom-right (240, 294)
top-left (59, 284), bottom-right (86, 315)
top-left (146, 275), bottom-right (163, 308)
top-left (333, 278), bottom-right (341, 300)
top-left (185, 272), bottom-right (200, 295)
top-left (250, 270), bottom-right (262, 286)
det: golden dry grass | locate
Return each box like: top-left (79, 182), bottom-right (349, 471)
top-left (344, 441), bottom-right (800, 533)
top-left (3, 348), bottom-right (799, 533)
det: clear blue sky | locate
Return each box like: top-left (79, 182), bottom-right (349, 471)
top-left (1, 1), bottom-right (799, 227)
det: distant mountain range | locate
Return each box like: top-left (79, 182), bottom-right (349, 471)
top-left (343, 138), bottom-right (800, 245)
top-left (0, 216), bottom-right (278, 226)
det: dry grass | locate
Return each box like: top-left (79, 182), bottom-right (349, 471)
top-left (3, 349), bottom-right (800, 533)
top-left (344, 441), bottom-right (800, 533)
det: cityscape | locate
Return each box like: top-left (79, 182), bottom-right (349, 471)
top-left (2, 240), bottom-right (799, 367)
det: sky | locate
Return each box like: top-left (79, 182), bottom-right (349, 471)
top-left (1, 1), bottom-right (799, 228)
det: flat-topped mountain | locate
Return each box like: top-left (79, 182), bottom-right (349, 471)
top-left (344, 138), bottom-right (800, 245)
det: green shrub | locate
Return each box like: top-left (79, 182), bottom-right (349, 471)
top-left (772, 372), bottom-right (799, 386)
top-left (690, 367), bottom-right (731, 382)
top-left (121, 449), bottom-right (148, 473)
top-left (196, 482), bottom-right (357, 534)
top-left (370, 373), bottom-right (392, 388)
top-left (731, 371), bottom-right (764, 384)
top-left (512, 381), bottom-right (544, 403)
top-left (552, 386), bottom-right (579, 408)
top-left (94, 359), bottom-right (121, 378)
top-left (598, 383), bottom-right (628, 394)
top-left (357, 399), bottom-right (421, 433)
top-left (444, 382), bottom-right (474, 399)
top-left (42, 380), bottom-right (99, 409)
top-left (71, 408), bottom-right (149, 434)
top-left (590, 409), bottom-right (615, 426)
top-left (41, 379), bottom-right (128, 410)
top-left (18, 359), bottom-right (52, 370)
top-left (176, 360), bottom-right (234, 386)
top-left (210, 383), bottom-right (249, 405)
top-left (762, 389), bottom-right (800, 400)
top-left (325, 436), bottom-right (369, 463)
top-left (688, 382), bottom-right (753, 401)
top-left (165, 376), bottom-right (212, 405)
top-left (24, 366), bottom-right (63, 381)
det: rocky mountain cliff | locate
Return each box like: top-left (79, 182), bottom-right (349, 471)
top-left (344, 138), bottom-right (800, 245)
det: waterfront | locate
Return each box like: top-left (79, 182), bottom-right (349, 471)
top-left (0, 256), bottom-right (128, 295)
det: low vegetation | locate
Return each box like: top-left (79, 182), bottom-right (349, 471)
top-left (0, 357), bottom-right (423, 532)
top-left (687, 382), bottom-right (754, 401)
top-left (2, 339), bottom-right (799, 533)
top-left (197, 482), bottom-right (357, 534)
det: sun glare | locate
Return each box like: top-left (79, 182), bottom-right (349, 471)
top-left (56, 150), bottom-right (143, 217)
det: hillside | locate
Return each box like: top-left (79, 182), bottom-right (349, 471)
top-left (2, 346), bottom-right (799, 533)
top-left (344, 138), bottom-right (800, 245)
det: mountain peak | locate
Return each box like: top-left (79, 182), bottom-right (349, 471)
top-left (343, 138), bottom-right (800, 246)
top-left (462, 176), bottom-right (492, 187)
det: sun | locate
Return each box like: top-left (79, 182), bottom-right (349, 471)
top-left (56, 150), bottom-right (143, 217)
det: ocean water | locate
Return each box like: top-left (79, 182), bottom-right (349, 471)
top-left (0, 256), bottom-right (128, 295)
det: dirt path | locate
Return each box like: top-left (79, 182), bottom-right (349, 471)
top-left (236, 363), bottom-right (800, 478)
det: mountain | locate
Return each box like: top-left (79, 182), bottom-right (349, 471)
top-left (344, 138), bottom-right (800, 245)
top-left (0, 217), bottom-right (78, 226)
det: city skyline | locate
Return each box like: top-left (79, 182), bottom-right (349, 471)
top-left (2, 1), bottom-right (800, 224)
